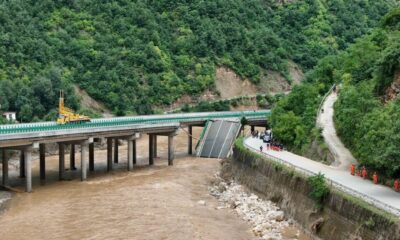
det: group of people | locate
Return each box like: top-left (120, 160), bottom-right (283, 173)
top-left (350, 164), bottom-right (400, 192)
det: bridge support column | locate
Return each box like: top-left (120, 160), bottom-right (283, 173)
top-left (168, 134), bottom-right (175, 166)
top-left (24, 146), bottom-right (32, 192)
top-left (107, 138), bottom-right (113, 171)
top-left (127, 134), bottom-right (139, 171)
top-left (70, 144), bottom-right (76, 170)
top-left (20, 150), bottom-right (25, 178)
top-left (133, 140), bottom-right (137, 165)
top-left (128, 139), bottom-right (133, 171)
top-left (81, 140), bottom-right (89, 181)
top-left (39, 143), bottom-right (45, 180)
top-left (59, 143), bottom-right (65, 180)
top-left (153, 135), bottom-right (157, 158)
top-left (2, 149), bottom-right (9, 186)
top-left (89, 143), bottom-right (94, 171)
top-left (149, 134), bottom-right (154, 165)
top-left (114, 139), bottom-right (119, 164)
top-left (188, 126), bottom-right (193, 155)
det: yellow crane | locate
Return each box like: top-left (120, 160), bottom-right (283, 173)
top-left (57, 90), bottom-right (90, 124)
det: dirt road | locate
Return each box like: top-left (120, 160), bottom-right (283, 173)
top-left (317, 92), bottom-right (357, 170)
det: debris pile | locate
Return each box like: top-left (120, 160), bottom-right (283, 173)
top-left (210, 174), bottom-right (299, 240)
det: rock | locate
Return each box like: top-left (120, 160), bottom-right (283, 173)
top-left (209, 175), bottom-right (300, 240)
top-left (311, 217), bottom-right (325, 233)
top-left (197, 200), bottom-right (206, 206)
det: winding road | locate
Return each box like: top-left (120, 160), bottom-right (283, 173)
top-left (317, 92), bottom-right (357, 170)
top-left (245, 91), bottom-right (400, 216)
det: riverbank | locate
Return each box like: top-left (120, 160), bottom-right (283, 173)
top-left (0, 128), bottom-right (307, 239)
top-left (226, 138), bottom-right (400, 240)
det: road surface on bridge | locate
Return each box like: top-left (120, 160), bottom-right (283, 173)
top-left (245, 137), bottom-right (400, 216)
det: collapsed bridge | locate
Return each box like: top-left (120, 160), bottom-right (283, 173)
top-left (0, 110), bottom-right (269, 192)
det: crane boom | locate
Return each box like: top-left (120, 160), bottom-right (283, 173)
top-left (57, 90), bottom-right (90, 124)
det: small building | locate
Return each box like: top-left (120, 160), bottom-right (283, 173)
top-left (2, 111), bottom-right (16, 121)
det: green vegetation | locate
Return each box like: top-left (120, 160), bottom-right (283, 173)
top-left (271, 8), bottom-right (400, 178)
top-left (234, 137), bottom-right (399, 222)
top-left (0, 0), bottom-right (394, 121)
top-left (307, 173), bottom-right (330, 207)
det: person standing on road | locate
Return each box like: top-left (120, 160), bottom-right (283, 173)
top-left (350, 164), bottom-right (355, 176)
top-left (260, 145), bottom-right (263, 152)
top-left (373, 172), bottom-right (378, 184)
top-left (394, 179), bottom-right (400, 192)
top-left (362, 166), bottom-right (367, 179)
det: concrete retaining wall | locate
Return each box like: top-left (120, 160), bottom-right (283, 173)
top-left (221, 144), bottom-right (400, 240)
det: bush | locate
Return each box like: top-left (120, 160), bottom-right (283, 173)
top-left (307, 173), bottom-right (330, 207)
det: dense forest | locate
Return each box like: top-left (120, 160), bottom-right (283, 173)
top-left (270, 8), bottom-right (400, 178)
top-left (0, 0), bottom-right (395, 121)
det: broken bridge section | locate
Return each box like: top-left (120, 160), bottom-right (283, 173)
top-left (196, 119), bottom-right (241, 158)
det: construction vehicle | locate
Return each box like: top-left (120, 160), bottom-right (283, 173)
top-left (57, 90), bottom-right (90, 124)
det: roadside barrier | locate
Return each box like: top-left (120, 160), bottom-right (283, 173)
top-left (244, 138), bottom-right (400, 217)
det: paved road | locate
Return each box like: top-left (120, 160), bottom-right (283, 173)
top-left (317, 92), bottom-right (357, 170)
top-left (245, 137), bottom-right (400, 216)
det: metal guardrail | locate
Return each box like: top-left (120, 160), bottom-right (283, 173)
top-left (0, 111), bottom-right (270, 135)
top-left (243, 138), bottom-right (400, 217)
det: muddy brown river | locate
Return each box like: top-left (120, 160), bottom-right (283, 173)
top-left (0, 128), bottom-right (308, 240)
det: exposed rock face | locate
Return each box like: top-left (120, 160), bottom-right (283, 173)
top-left (385, 70), bottom-right (400, 103)
top-left (209, 174), bottom-right (302, 240)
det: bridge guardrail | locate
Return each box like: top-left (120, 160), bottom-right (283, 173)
top-left (0, 111), bottom-right (270, 135)
top-left (243, 138), bottom-right (400, 217)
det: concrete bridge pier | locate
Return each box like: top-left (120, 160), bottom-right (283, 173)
top-left (2, 149), bottom-right (8, 186)
top-left (20, 150), bottom-right (25, 178)
top-left (114, 138), bottom-right (119, 164)
top-left (89, 143), bottom-right (94, 171)
top-left (70, 144), bottom-right (76, 170)
top-left (127, 133), bottom-right (140, 171)
top-left (188, 126), bottom-right (192, 155)
top-left (24, 146), bottom-right (33, 192)
top-left (149, 134), bottom-right (154, 165)
top-left (39, 143), bottom-right (45, 181)
top-left (81, 140), bottom-right (90, 181)
top-left (168, 133), bottom-right (176, 166)
top-left (58, 143), bottom-right (65, 180)
top-left (153, 135), bottom-right (157, 158)
top-left (107, 138), bottom-right (113, 171)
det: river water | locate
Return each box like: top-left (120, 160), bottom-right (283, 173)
top-left (0, 129), bottom-right (308, 240)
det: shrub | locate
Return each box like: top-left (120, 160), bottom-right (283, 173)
top-left (307, 173), bottom-right (330, 207)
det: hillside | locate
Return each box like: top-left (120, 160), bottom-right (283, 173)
top-left (271, 8), bottom-right (400, 178)
top-left (0, 0), bottom-right (395, 120)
